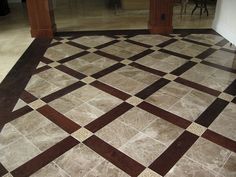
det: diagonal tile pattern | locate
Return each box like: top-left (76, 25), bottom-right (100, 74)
top-left (0, 30), bottom-right (236, 177)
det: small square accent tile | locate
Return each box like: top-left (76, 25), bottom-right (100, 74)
top-left (163, 74), bottom-right (178, 81)
top-left (29, 99), bottom-right (46, 110)
top-left (117, 37), bottom-right (127, 41)
top-left (61, 39), bottom-right (70, 43)
top-left (126, 96), bottom-right (143, 106)
top-left (150, 46), bottom-right (161, 51)
top-left (48, 62), bottom-right (61, 68)
top-left (71, 128), bottom-right (93, 142)
top-left (87, 48), bottom-right (98, 53)
top-left (120, 59), bottom-right (133, 65)
top-left (37, 62), bottom-right (47, 69)
top-left (138, 168), bottom-right (162, 177)
top-left (211, 45), bottom-right (221, 50)
top-left (82, 76), bottom-right (96, 84)
top-left (218, 93), bottom-right (234, 102)
top-left (186, 122), bottom-right (207, 136)
top-left (190, 58), bottom-right (202, 63)
top-left (173, 36), bottom-right (183, 40)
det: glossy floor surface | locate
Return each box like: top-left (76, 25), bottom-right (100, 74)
top-left (0, 31), bottom-right (236, 177)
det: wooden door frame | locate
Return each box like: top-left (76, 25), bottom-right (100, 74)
top-left (26, 0), bottom-right (174, 38)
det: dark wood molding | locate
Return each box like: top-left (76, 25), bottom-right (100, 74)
top-left (148, 0), bottom-right (174, 34)
top-left (27, 0), bottom-right (56, 37)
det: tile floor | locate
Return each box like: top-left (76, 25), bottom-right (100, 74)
top-left (0, 31), bottom-right (235, 177)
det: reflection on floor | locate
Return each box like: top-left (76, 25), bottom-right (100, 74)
top-left (0, 31), bottom-right (236, 177)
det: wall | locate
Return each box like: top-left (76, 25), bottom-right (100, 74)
top-left (213, 0), bottom-right (236, 45)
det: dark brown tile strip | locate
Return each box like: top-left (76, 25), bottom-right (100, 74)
top-left (11, 136), bottom-right (79, 177)
top-left (20, 90), bottom-right (38, 104)
top-left (170, 61), bottom-right (197, 76)
top-left (195, 98), bottom-right (229, 127)
top-left (94, 50), bottom-right (123, 62)
top-left (130, 62), bottom-right (166, 76)
top-left (175, 78), bottom-right (221, 97)
top-left (128, 49), bottom-right (155, 61)
top-left (95, 40), bottom-right (119, 49)
top-left (37, 105), bottom-right (80, 134)
top-left (41, 57), bottom-right (53, 64)
top-left (232, 97), bottom-right (236, 104)
top-left (224, 80), bottom-right (236, 96)
top-left (173, 29), bottom-right (218, 37)
top-left (91, 63), bottom-right (125, 79)
top-left (0, 163), bottom-right (8, 176)
top-left (202, 130), bottom-right (236, 153)
top-left (85, 102), bottom-right (133, 133)
top-left (157, 39), bottom-right (177, 48)
top-left (196, 48), bottom-right (216, 59)
top-left (125, 39), bottom-right (152, 48)
top-left (182, 38), bottom-right (212, 47)
top-left (90, 81), bottom-right (131, 100)
top-left (55, 65), bottom-right (87, 80)
top-left (149, 131), bottom-right (198, 176)
top-left (48, 41), bottom-right (62, 48)
top-left (215, 39), bottom-right (228, 47)
top-left (159, 49), bottom-right (192, 60)
top-left (9, 106), bottom-right (33, 122)
top-left (135, 78), bottom-right (170, 99)
top-left (138, 101), bottom-right (191, 129)
top-left (58, 51), bottom-right (90, 64)
top-left (41, 81), bottom-right (86, 103)
top-left (0, 38), bottom-right (51, 127)
top-left (201, 61), bottom-right (236, 74)
top-left (66, 41), bottom-right (89, 50)
top-left (84, 135), bottom-right (145, 176)
top-left (33, 65), bottom-right (51, 75)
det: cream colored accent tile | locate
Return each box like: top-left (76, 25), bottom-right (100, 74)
top-left (126, 96), bottom-right (143, 106)
top-left (48, 62), bottom-right (60, 68)
top-left (173, 36), bottom-right (183, 40)
top-left (186, 122), bottom-right (207, 136)
top-left (190, 58), bottom-right (202, 63)
top-left (36, 62), bottom-right (46, 69)
top-left (71, 128), bottom-right (93, 142)
top-left (81, 76), bottom-right (96, 84)
top-left (3, 173), bottom-right (13, 177)
top-left (117, 37), bottom-right (126, 41)
top-left (87, 48), bottom-right (98, 53)
top-left (211, 45), bottom-right (221, 50)
top-left (120, 59), bottom-right (133, 65)
top-left (150, 46), bottom-right (161, 51)
top-left (163, 74), bottom-right (178, 81)
top-left (61, 39), bottom-right (70, 43)
top-left (138, 168), bottom-right (161, 177)
top-left (218, 93), bottom-right (234, 102)
top-left (29, 99), bottom-right (46, 110)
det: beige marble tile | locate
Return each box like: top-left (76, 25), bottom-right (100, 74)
top-left (44, 43), bottom-right (82, 61)
top-left (120, 133), bottom-right (166, 166)
top-left (146, 92), bottom-right (180, 110)
top-left (138, 168), bottom-right (162, 177)
top-left (169, 90), bottom-right (215, 121)
top-left (166, 157), bottom-right (216, 177)
top-left (0, 137), bottom-right (40, 171)
top-left (88, 92), bottom-right (122, 112)
top-left (65, 103), bottom-right (104, 126)
top-left (163, 74), bottom-right (178, 81)
top-left (84, 160), bottom-right (130, 177)
top-left (71, 85), bottom-right (102, 102)
top-left (81, 76), bottom-right (96, 84)
top-left (71, 128), bottom-right (93, 142)
top-left (186, 138), bottom-right (231, 172)
top-left (55, 144), bottom-right (104, 177)
top-left (118, 107), bottom-right (157, 131)
top-left (26, 123), bottom-right (68, 151)
top-left (13, 99), bottom-right (27, 111)
top-left (120, 59), bottom-right (133, 65)
top-left (142, 118), bottom-right (183, 146)
top-left (96, 119), bottom-right (138, 148)
top-left (48, 62), bottom-right (61, 68)
top-left (37, 68), bottom-right (78, 88)
top-left (25, 75), bottom-right (60, 98)
top-left (73, 35), bottom-right (114, 48)
top-left (49, 93), bottom-right (83, 114)
top-left (130, 34), bottom-right (171, 46)
top-left (125, 96), bottom-right (143, 106)
top-left (219, 153), bottom-right (236, 177)
top-left (31, 162), bottom-right (69, 177)
top-left (0, 123), bottom-right (22, 149)
top-left (186, 122), bottom-right (207, 136)
top-left (218, 93), bottom-right (234, 102)
top-left (11, 111), bottom-right (51, 135)
top-left (221, 102), bottom-right (236, 118)
top-left (29, 99), bottom-right (46, 110)
top-left (184, 34), bottom-right (223, 45)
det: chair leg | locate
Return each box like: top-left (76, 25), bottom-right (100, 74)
top-left (192, 3), bottom-right (198, 15)
top-left (204, 1), bottom-right (209, 16)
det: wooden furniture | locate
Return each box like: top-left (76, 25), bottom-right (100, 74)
top-left (192, 0), bottom-right (209, 16)
top-left (0, 0), bottom-right (10, 16)
top-left (122, 0), bottom-right (149, 10)
top-left (149, 0), bottom-right (174, 34)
